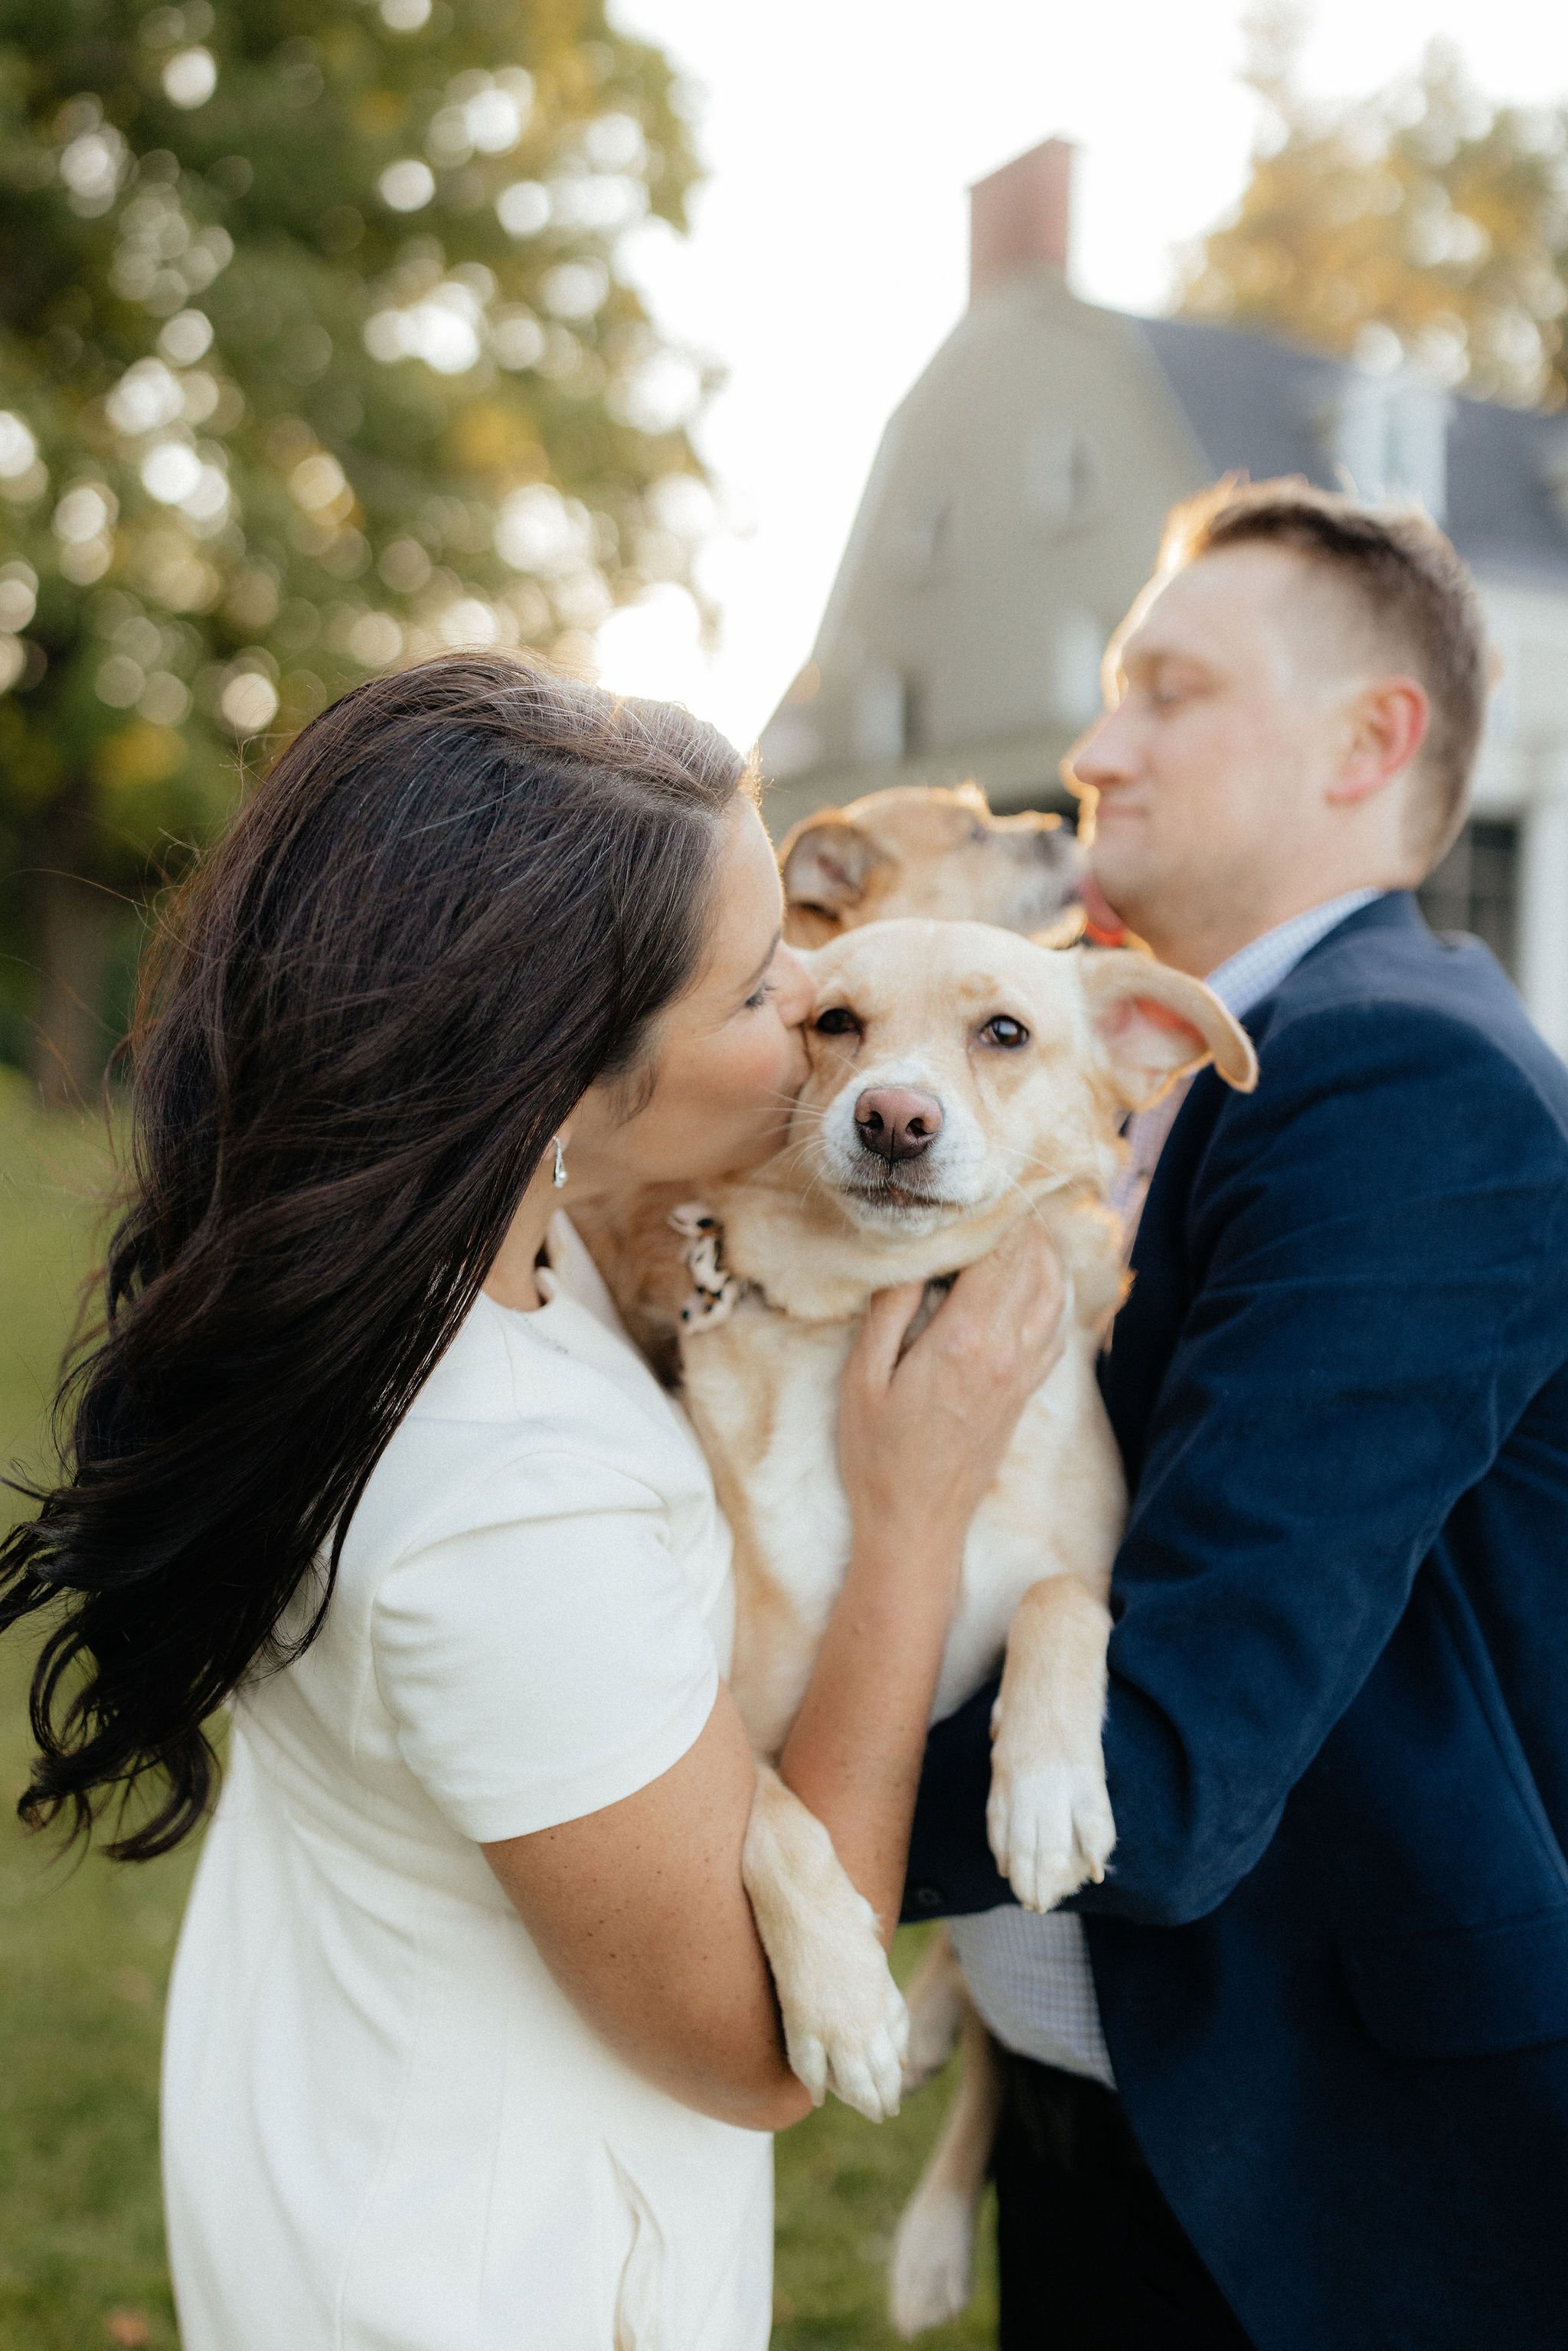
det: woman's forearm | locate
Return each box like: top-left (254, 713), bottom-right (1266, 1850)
top-left (487, 1693), bottom-right (815, 2133)
top-left (775, 1530), bottom-right (964, 1940)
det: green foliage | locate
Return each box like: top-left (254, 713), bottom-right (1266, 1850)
top-left (0, 0), bottom-right (714, 1074)
top-left (1179, 7), bottom-right (1568, 410)
top-left (0, 1073), bottom-right (185, 2346)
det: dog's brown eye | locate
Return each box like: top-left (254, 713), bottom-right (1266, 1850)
top-left (813, 1006), bottom-right (861, 1037)
top-left (981, 1015), bottom-right (1029, 1049)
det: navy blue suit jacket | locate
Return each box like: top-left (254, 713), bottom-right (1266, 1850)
top-left (905, 894), bottom-right (1568, 2351)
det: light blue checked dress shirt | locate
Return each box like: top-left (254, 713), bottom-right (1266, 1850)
top-left (949, 890), bottom-right (1383, 2087)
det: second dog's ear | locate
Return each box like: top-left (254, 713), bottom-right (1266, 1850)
top-left (1082, 951), bottom-right (1258, 1109)
top-left (779, 811), bottom-right (888, 920)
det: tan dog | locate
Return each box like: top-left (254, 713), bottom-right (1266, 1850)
top-left (667, 922), bottom-right (1254, 2319)
top-left (779, 780), bottom-right (1085, 947)
top-left (583, 785), bottom-right (1093, 1385)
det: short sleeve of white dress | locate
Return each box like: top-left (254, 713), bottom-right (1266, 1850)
top-left (372, 1447), bottom-right (721, 1844)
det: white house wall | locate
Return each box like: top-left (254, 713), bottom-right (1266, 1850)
top-left (1477, 580), bottom-right (1568, 1051)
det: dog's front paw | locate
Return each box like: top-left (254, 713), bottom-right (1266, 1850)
top-left (743, 1765), bottom-right (910, 2121)
top-left (888, 2184), bottom-right (977, 2338)
top-left (986, 1757), bottom-right (1116, 1914)
top-left (779, 1946), bottom-right (910, 2124)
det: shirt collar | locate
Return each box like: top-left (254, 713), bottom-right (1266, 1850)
top-left (1202, 890), bottom-right (1386, 1023)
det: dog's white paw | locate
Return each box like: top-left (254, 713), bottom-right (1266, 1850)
top-left (779, 1953), bottom-right (910, 2124)
top-left (987, 1758), bottom-right (1116, 1914)
top-left (888, 2185), bottom-right (978, 2338)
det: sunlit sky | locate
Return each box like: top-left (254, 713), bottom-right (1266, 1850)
top-left (593, 0), bottom-right (1568, 752)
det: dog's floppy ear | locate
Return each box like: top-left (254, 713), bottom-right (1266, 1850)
top-left (1081, 949), bottom-right (1258, 1110)
top-left (779, 809), bottom-right (888, 919)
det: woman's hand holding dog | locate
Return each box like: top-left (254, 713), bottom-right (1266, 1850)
top-left (840, 1221), bottom-right (1068, 1572)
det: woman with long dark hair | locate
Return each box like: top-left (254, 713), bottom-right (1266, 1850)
top-left (1, 654), bottom-right (1060, 2349)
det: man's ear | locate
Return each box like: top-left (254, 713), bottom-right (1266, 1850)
top-left (1081, 949), bottom-right (1258, 1110)
top-left (779, 809), bottom-right (887, 921)
top-left (1326, 677), bottom-right (1428, 807)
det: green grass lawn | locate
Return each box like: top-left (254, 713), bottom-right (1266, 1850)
top-left (0, 1068), bottom-right (996, 2349)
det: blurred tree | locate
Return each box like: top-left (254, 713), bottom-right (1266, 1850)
top-left (0, 0), bottom-right (715, 1103)
top-left (1179, 8), bottom-right (1568, 410)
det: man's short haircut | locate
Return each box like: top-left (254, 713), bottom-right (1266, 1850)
top-left (1158, 478), bottom-right (1489, 871)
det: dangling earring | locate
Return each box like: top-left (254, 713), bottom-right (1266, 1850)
top-left (551, 1135), bottom-right (568, 1189)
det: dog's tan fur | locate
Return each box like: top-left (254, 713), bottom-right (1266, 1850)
top-left (664, 920), bottom-right (1254, 2323)
top-left (579, 783), bottom-right (1090, 1386)
top-left (779, 780), bottom-right (1084, 948)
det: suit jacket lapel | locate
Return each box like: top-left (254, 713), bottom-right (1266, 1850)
top-left (1099, 894), bottom-right (1428, 1478)
top-left (1100, 1061), bottom-right (1229, 1483)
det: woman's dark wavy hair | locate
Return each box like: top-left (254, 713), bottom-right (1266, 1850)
top-left (1, 651), bottom-right (749, 1859)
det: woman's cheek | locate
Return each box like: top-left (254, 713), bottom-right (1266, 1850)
top-left (720, 1033), bottom-right (775, 1105)
top-left (707, 1034), bottom-right (782, 1127)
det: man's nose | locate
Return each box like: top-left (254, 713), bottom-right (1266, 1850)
top-left (854, 1088), bottom-right (944, 1164)
top-left (1065, 709), bottom-right (1132, 795)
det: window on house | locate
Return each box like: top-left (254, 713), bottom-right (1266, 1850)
top-left (904, 504), bottom-right (949, 577)
top-left (1330, 372), bottom-right (1449, 520)
top-left (851, 665), bottom-right (920, 764)
top-left (1026, 422), bottom-right (1096, 527)
top-left (1417, 818), bottom-right (1520, 975)
top-left (1050, 609), bottom-right (1106, 726)
top-left (900, 674), bottom-right (927, 756)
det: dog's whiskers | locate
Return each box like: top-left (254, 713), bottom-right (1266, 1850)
top-left (1000, 1174), bottom-right (1052, 1228)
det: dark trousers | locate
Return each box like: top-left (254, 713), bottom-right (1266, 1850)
top-left (993, 2052), bottom-right (1255, 2351)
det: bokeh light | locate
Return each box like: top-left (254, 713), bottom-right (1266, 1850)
top-left (377, 158), bottom-right (436, 213)
top-left (162, 47), bottom-right (217, 109)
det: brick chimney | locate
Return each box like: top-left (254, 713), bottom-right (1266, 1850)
top-left (969, 136), bottom-right (1074, 302)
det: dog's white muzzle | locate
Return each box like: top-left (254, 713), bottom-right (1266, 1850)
top-left (808, 1063), bottom-right (1000, 1233)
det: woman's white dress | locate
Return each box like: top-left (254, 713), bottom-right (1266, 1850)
top-left (162, 1216), bottom-right (773, 2351)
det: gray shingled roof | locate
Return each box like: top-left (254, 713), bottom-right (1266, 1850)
top-left (1135, 313), bottom-right (1568, 593)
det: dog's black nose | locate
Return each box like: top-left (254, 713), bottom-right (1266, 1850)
top-left (854, 1087), bottom-right (943, 1164)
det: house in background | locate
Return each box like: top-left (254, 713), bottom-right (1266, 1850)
top-left (759, 138), bottom-right (1568, 1054)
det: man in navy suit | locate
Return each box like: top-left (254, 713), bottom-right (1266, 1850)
top-left (905, 479), bottom-right (1568, 2350)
